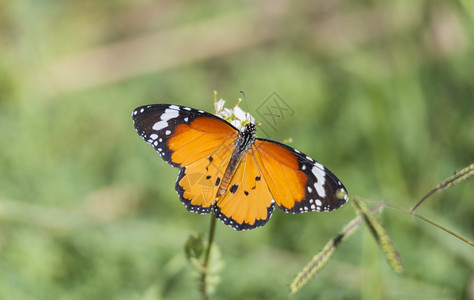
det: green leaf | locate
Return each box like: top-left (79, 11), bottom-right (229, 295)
top-left (185, 233), bottom-right (204, 260)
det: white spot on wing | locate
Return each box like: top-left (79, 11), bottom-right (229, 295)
top-left (169, 105), bottom-right (180, 110)
top-left (314, 162), bottom-right (324, 170)
top-left (311, 165), bottom-right (326, 197)
top-left (162, 109), bottom-right (179, 121)
top-left (165, 130), bottom-right (171, 135)
top-left (150, 134), bottom-right (158, 140)
top-left (153, 120), bottom-right (168, 131)
top-left (315, 199), bottom-right (322, 206)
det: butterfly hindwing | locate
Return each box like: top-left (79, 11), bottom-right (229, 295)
top-left (214, 150), bottom-right (276, 230)
top-left (176, 142), bottom-right (234, 214)
top-left (253, 138), bottom-right (348, 214)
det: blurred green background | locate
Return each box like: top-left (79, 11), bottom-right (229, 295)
top-left (1, 1), bottom-right (473, 299)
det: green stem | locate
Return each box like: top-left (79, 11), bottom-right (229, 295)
top-left (411, 212), bottom-right (474, 247)
top-left (383, 203), bottom-right (473, 247)
top-left (201, 212), bottom-right (217, 300)
top-left (411, 163), bottom-right (474, 212)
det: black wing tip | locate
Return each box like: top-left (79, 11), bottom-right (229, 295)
top-left (131, 104), bottom-right (157, 119)
top-left (279, 179), bottom-right (349, 214)
top-left (298, 161), bottom-right (349, 213)
top-left (131, 104), bottom-right (183, 122)
top-left (325, 171), bottom-right (349, 209)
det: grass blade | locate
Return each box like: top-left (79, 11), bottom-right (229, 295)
top-left (352, 197), bottom-right (403, 273)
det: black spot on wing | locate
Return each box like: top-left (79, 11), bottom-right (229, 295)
top-left (230, 184), bottom-right (238, 194)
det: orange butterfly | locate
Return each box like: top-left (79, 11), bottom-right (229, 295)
top-left (132, 102), bottom-right (348, 230)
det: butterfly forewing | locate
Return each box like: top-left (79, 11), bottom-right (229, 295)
top-left (132, 104), bottom-right (240, 213)
top-left (132, 104), bottom-right (238, 167)
top-left (253, 138), bottom-right (348, 214)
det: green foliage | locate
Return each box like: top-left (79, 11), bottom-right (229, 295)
top-left (185, 234), bottom-right (204, 262)
top-left (0, 1), bottom-right (473, 299)
top-left (351, 198), bottom-right (403, 274)
top-left (290, 209), bottom-right (362, 294)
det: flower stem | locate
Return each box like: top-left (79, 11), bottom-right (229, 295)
top-left (201, 212), bottom-right (217, 300)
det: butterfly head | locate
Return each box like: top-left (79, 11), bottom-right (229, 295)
top-left (244, 123), bottom-right (256, 136)
top-left (236, 123), bottom-right (256, 152)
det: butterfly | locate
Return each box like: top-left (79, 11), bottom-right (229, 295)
top-left (132, 102), bottom-right (348, 230)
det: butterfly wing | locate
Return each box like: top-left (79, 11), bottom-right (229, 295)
top-left (252, 138), bottom-right (348, 214)
top-left (132, 104), bottom-right (239, 213)
top-left (214, 150), bottom-right (275, 230)
top-left (175, 143), bottom-right (234, 213)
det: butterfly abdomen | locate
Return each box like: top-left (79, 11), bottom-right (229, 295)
top-left (217, 124), bottom-right (256, 197)
top-left (218, 150), bottom-right (244, 197)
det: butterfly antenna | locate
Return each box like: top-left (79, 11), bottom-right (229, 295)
top-left (256, 113), bottom-right (281, 127)
top-left (240, 90), bottom-right (251, 114)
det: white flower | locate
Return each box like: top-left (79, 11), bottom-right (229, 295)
top-left (232, 105), bottom-right (246, 121)
top-left (213, 98), bottom-right (255, 131)
top-left (214, 99), bottom-right (226, 113)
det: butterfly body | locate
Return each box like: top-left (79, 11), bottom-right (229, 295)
top-left (132, 103), bottom-right (348, 230)
top-left (218, 123), bottom-right (256, 197)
